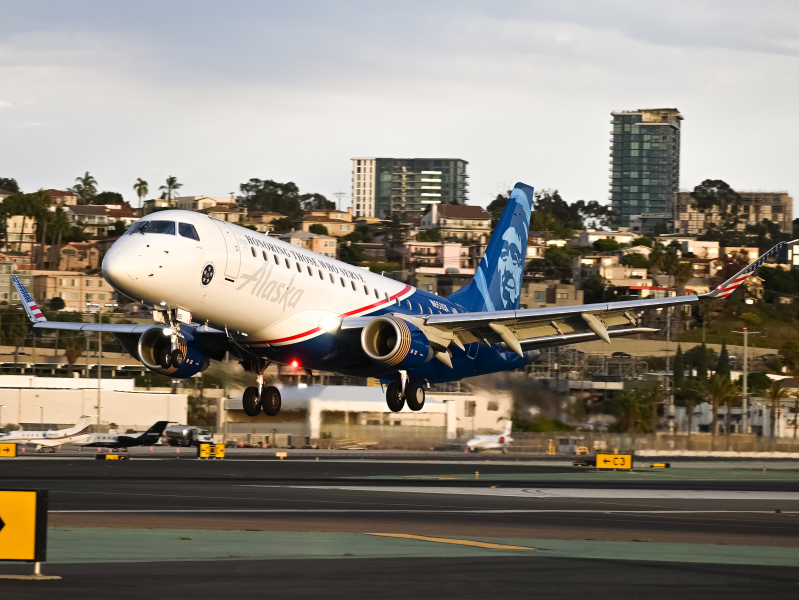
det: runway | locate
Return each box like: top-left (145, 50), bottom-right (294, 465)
top-left (2, 450), bottom-right (799, 598)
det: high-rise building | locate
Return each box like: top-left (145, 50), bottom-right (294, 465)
top-left (351, 158), bottom-right (468, 219)
top-left (609, 108), bottom-right (683, 228)
top-left (673, 190), bottom-right (793, 236)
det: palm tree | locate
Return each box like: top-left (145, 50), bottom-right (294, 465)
top-left (71, 172), bottom-right (97, 204)
top-left (702, 374), bottom-right (739, 435)
top-left (765, 381), bottom-right (790, 439)
top-left (133, 178), bottom-right (148, 207)
top-left (48, 207), bottom-right (71, 269)
top-left (159, 176), bottom-right (182, 201)
top-left (30, 190), bottom-right (52, 268)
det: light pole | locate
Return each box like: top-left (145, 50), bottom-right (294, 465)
top-left (0, 405), bottom-right (5, 429)
top-left (37, 405), bottom-right (43, 429)
top-left (733, 327), bottom-right (759, 434)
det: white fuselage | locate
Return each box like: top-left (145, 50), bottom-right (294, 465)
top-left (1, 419), bottom-right (92, 448)
top-left (102, 211), bottom-right (415, 348)
top-left (466, 434), bottom-right (513, 451)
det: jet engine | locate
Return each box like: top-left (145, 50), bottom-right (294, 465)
top-left (361, 316), bottom-right (433, 370)
top-left (137, 326), bottom-right (211, 378)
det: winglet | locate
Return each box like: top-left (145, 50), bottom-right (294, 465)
top-left (704, 240), bottom-right (797, 299)
top-left (12, 275), bottom-right (47, 322)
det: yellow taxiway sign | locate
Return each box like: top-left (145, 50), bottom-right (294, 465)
top-left (596, 454), bottom-right (633, 469)
top-left (0, 490), bottom-right (48, 562)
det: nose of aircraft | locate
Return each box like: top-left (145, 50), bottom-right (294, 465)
top-left (102, 240), bottom-right (149, 297)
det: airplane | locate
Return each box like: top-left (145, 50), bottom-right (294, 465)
top-left (466, 419), bottom-right (513, 453)
top-left (12, 182), bottom-right (792, 419)
top-left (0, 415), bottom-right (93, 452)
top-left (78, 420), bottom-right (169, 451)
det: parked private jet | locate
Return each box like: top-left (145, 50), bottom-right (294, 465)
top-left (466, 420), bottom-right (513, 453)
top-left (13, 182), bottom-right (791, 417)
top-left (0, 415), bottom-right (93, 452)
top-left (79, 420), bottom-right (169, 450)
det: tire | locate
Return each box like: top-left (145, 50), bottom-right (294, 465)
top-left (242, 386), bottom-right (261, 417)
top-left (262, 386), bottom-right (282, 416)
top-left (386, 382), bottom-right (404, 412)
top-left (406, 382), bottom-right (425, 412)
top-left (157, 347), bottom-right (171, 369)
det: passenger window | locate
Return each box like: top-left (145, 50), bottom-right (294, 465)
top-left (340, 277), bottom-right (345, 287)
top-left (319, 270), bottom-right (324, 280)
top-left (452, 308), bottom-right (458, 314)
top-left (178, 223), bottom-right (200, 240)
top-left (417, 304), bottom-right (423, 314)
top-left (285, 259), bottom-right (290, 269)
top-left (405, 300), bottom-right (412, 310)
top-left (427, 307), bottom-right (433, 314)
top-left (351, 281), bottom-right (356, 291)
top-left (307, 266), bottom-right (313, 276)
top-left (374, 289), bottom-right (379, 299)
top-left (330, 274), bottom-right (335, 284)
top-left (363, 285), bottom-right (369, 295)
top-left (262, 251), bottom-right (267, 261)
top-left (296, 263), bottom-right (302, 273)
top-left (385, 293), bottom-right (391, 303)
top-left (273, 254), bottom-right (279, 265)
top-left (251, 247), bottom-right (256, 257)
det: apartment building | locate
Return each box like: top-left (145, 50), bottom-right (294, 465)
top-left (32, 271), bottom-right (115, 311)
top-left (419, 204), bottom-right (491, 241)
top-left (298, 209), bottom-right (356, 237)
top-left (673, 190), bottom-right (793, 235)
top-left (277, 231), bottom-right (338, 259)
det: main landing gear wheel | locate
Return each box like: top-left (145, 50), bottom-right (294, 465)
top-left (262, 386), bottom-right (282, 416)
top-left (386, 382), bottom-right (405, 412)
top-left (406, 382), bottom-right (425, 412)
top-left (242, 386), bottom-right (261, 417)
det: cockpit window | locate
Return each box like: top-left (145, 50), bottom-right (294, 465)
top-left (129, 220), bottom-right (175, 235)
top-left (178, 223), bottom-right (200, 241)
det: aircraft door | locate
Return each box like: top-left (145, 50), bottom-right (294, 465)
top-left (213, 220), bottom-right (241, 280)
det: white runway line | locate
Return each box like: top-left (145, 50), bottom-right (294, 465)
top-left (50, 509), bottom-right (799, 514)
top-left (239, 485), bottom-right (799, 501)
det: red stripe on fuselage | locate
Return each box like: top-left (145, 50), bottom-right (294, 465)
top-left (250, 284), bottom-right (414, 346)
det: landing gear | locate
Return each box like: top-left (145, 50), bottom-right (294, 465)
top-left (169, 349), bottom-right (184, 367)
top-left (242, 386), bottom-right (261, 417)
top-left (386, 382), bottom-right (405, 412)
top-left (406, 381), bottom-right (425, 412)
top-left (261, 386), bottom-right (281, 416)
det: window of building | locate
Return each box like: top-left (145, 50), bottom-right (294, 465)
top-left (487, 401), bottom-right (498, 411)
top-left (464, 401), bottom-right (476, 417)
top-left (85, 293), bottom-right (93, 301)
top-left (71, 279), bottom-right (77, 286)
top-left (534, 290), bottom-right (546, 302)
top-left (99, 294), bottom-right (106, 300)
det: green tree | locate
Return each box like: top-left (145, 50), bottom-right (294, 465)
top-left (63, 333), bottom-right (84, 376)
top-left (701, 374), bottom-right (739, 435)
top-left (133, 178), bottom-right (148, 206)
top-left (765, 381), bottom-right (790, 439)
top-left (487, 192), bottom-right (509, 229)
top-left (90, 191), bottom-right (124, 205)
top-left (581, 274), bottom-right (607, 304)
top-left (593, 238), bottom-right (620, 253)
top-left (159, 176), bottom-right (182, 200)
top-left (48, 207), bottom-right (71, 268)
top-left (308, 224), bottom-right (329, 236)
top-left (0, 178), bottom-right (20, 193)
top-left (716, 341), bottom-right (730, 378)
top-left (621, 253), bottom-right (649, 268)
top-left (610, 385), bottom-right (659, 433)
top-left (694, 343), bottom-right (710, 380)
top-left (71, 172), bottom-right (97, 204)
top-left (2, 310), bottom-right (29, 369)
top-left (415, 228), bottom-right (441, 242)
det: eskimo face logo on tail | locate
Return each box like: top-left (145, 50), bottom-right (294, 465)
top-left (497, 228), bottom-right (524, 310)
top-left (478, 184), bottom-right (532, 311)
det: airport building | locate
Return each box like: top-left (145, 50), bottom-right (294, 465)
top-left (351, 157), bottom-right (469, 219)
top-left (609, 108), bottom-right (683, 228)
top-left (219, 385), bottom-right (512, 444)
top-left (0, 376), bottom-right (187, 432)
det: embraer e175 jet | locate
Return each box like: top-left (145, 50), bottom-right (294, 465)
top-left (15, 183), bottom-right (790, 418)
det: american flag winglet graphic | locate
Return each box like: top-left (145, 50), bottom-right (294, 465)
top-left (709, 242), bottom-right (786, 299)
top-left (12, 275), bottom-right (47, 322)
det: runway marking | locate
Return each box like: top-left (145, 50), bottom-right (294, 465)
top-left (269, 485), bottom-right (799, 501)
top-left (365, 532), bottom-right (535, 550)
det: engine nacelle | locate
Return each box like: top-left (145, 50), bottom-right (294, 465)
top-left (361, 316), bottom-right (432, 370)
top-left (138, 326), bottom-right (210, 378)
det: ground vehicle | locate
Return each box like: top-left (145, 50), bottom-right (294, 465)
top-left (164, 425), bottom-right (213, 447)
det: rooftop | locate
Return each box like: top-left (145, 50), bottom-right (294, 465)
top-left (435, 204), bottom-right (490, 219)
top-left (278, 230), bottom-right (335, 240)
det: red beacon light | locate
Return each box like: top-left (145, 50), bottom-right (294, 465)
top-left (290, 359), bottom-right (299, 368)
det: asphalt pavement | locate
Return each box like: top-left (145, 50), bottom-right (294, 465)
top-left (2, 449), bottom-right (799, 598)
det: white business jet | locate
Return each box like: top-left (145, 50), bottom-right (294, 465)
top-left (466, 420), bottom-right (513, 453)
top-left (0, 415), bottom-right (93, 452)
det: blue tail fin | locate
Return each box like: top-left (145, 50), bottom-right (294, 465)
top-left (448, 182), bottom-right (533, 312)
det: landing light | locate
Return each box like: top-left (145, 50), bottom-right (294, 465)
top-left (160, 301), bottom-right (166, 306)
top-left (163, 328), bottom-right (171, 336)
top-left (318, 317), bottom-right (341, 333)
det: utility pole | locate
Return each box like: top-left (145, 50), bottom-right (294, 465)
top-left (96, 306), bottom-right (102, 428)
top-left (333, 192), bottom-right (346, 212)
top-left (733, 327), bottom-right (759, 434)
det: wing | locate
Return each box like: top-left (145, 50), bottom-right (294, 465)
top-left (343, 240), bottom-right (792, 357)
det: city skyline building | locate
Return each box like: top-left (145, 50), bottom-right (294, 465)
top-left (351, 157), bottom-right (469, 219)
top-left (609, 108), bottom-right (683, 228)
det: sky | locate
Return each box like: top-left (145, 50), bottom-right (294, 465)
top-left (1, 0), bottom-right (798, 211)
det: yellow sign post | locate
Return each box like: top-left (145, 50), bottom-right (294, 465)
top-left (198, 444), bottom-right (225, 459)
top-left (212, 444), bottom-right (225, 459)
top-left (198, 444), bottom-right (211, 459)
top-left (596, 454), bottom-right (633, 470)
top-left (0, 489), bottom-right (59, 579)
top-left (0, 443), bottom-right (17, 457)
